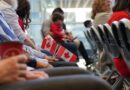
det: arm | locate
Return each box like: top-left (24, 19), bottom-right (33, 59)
top-left (23, 45), bottom-right (57, 62)
top-left (2, 8), bottom-right (36, 49)
top-left (24, 36), bottom-right (37, 49)
top-left (23, 45), bottom-right (46, 59)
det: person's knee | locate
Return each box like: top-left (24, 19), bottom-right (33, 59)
top-left (66, 43), bottom-right (77, 52)
top-left (73, 39), bottom-right (80, 48)
top-left (71, 44), bottom-right (77, 51)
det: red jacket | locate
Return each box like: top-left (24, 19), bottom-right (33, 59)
top-left (108, 11), bottom-right (130, 25)
top-left (108, 11), bottom-right (130, 77)
top-left (50, 23), bottom-right (65, 42)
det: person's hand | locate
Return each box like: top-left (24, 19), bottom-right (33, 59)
top-left (25, 71), bottom-right (49, 80)
top-left (66, 32), bottom-right (74, 41)
top-left (67, 32), bottom-right (73, 38)
top-left (63, 33), bottom-right (74, 42)
top-left (0, 55), bottom-right (28, 84)
top-left (36, 60), bottom-right (53, 68)
top-left (45, 55), bottom-right (58, 62)
top-left (62, 35), bottom-right (71, 41)
top-left (48, 32), bottom-right (54, 37)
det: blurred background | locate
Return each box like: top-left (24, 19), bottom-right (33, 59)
top-left (28, 0), bottom-right (93, 49)
top-left (27, 0), bottom-right (115, 55)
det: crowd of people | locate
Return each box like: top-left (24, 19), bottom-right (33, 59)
top-left (0, 0), bottom-right (130, 89)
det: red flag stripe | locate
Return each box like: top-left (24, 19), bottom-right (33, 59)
top-left (56, 46), bottom-right (77, 62)
top-left (70, 55), bottom-right (77, 62)
top-left (56, 46), bottom-right (65, 57)
top-left (41, 35), bottom-right (58, 54)
top-left (41, 39), bottom-right (47, 49)
top-left (50, 42), bottom-right (57, 53)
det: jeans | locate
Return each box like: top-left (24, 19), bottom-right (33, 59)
top-left (78, 41), bottom-right (90, 62)
top-left (60, 42), bottom-right (78, 56)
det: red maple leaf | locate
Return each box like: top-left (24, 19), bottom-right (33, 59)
top-left (46, 42), bottom-right (51, 48)
top-left (64, 52), bottom-right (70, 59)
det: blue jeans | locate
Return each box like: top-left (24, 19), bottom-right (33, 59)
top-left (59, 42), bottom-right (78, 56)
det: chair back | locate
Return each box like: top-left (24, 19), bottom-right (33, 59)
top-left (90, 26), bottom-right (103, 52)
top-left (111, 21), bottom-right (121, 47)
top-left (85, 29), bottom-right (97, 51)
top-left (97, 25), bottom-right (112, 56)
top-left (103, 24), bottom-right (121, 58)
top-left (118, 19), bottom-right (130, 69)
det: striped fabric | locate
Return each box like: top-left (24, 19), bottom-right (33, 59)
top-left (0, 12), bottom-right (18, 42)
top-left (0, 34), bottom-right (10, 42)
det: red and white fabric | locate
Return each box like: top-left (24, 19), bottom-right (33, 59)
top-left (41, 35), bottom-right (58, 54)
top-left (56, 46), bottom-right (77, 62)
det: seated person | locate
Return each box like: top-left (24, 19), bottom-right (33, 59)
top-left (2, 0), bottom-right (78, 68)
top-left (0, 9), bottom-right (78, 68)
top-left (50, 13), bottom-right (69, 43)
top-left (0, 0), bottom-right (56, 63)
top-left (0, 55), bottom-right (112, 90)
top-left (41, 7), bottom-right (93, 65)
top-left (50, 13), bottom-right (92, 65)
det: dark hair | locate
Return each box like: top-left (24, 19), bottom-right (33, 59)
top-left (16, 0), bottom-right (31, 29)
top-left (84, 20), bottom-right (92, 28)
top-left (52, 13), bottom-right (64, 22)
top-left (113, 0), bottom-right (130, 12)
top-left (52, 7), bottom-right (64, 15)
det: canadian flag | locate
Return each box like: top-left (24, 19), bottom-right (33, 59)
top-left (56, 46), bottom-right (77, 62)
top-left (41, 35), bottom-right (58, 54)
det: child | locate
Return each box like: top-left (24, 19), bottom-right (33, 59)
top-left (50, 13), bottom-right (71, 42)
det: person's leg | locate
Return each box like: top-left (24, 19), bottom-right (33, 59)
top-left (78, 41), bottom-right (93, 65)
top-left (0, 75), bottom-right (112, 90)
top-left (73, 38), bottom-right (80, 48)
top-left (60, 42), bottom-right (78, 56)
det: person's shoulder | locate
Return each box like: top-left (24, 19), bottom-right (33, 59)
top-left (43, 19), bottom-right (51, 23)
top-left (112, 11), bottom-right (130, 20)
top-left (42, 19), bottom-right (52, 25)
top-left (112, 11), bottom-right (127, 16)
top-left (44, 19), bottom-right (51, 22)
top-left (96, 12), bottom-right (111, 18)
top-left (94, 12), bottom-right (111, 26)
top-left (0, 1), bottom-right (12, 10)
top-left (108, 11), bottom-right (130, 25)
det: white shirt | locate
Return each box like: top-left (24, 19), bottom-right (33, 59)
top-left (0, 0), bottom-right (26, 42)
top-left (41, 19), bottom-right (52, 37)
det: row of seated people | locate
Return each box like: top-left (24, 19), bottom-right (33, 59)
top-left (85, 18), bottom-right (130, 90)
top-left (40, 7), bottom-right (93, 66)
top-left (16, 0), bottom-right (93, 66)
top-left (0, 0), bottom-right (112, 90)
